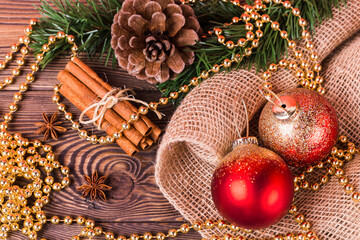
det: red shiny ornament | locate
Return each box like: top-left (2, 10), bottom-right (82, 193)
top-left (259, 88), bottom-right (339, 167)
top-left (211, 137), bottom-right (294, 230)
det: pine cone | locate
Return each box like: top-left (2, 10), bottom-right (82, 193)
top-left (111, 0), bottom-right (201, 84)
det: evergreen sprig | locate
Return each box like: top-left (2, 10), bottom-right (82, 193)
top-left (30, 0), bottom-right (346, 104)
top-left (30, 0), bottom-right (122, 68)
top-left (157, 0), bottom-right (347, 104)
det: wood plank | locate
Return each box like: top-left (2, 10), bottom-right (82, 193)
top-left (0, 0), bottom-right (40, 44)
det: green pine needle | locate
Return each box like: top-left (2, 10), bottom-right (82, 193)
top-left (30, 0), bottom-right (122, 68)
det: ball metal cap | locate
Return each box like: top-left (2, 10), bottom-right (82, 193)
top-left (232, 137), bottom-right (258, 149)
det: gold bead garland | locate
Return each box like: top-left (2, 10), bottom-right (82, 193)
top-left (0, 132), bottom-right (70, 240)
top-left (294, 135), bottom-right (360, 208)
top-left (0, 1), bottom-right (359, 240)
top-left (211, 0), bottom-right (325, 96)
top-left (12, 212), bottom-right (317, 240)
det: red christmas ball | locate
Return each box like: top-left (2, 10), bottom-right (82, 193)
top-left (211, 138), bottom-right (294, 230)
top-left (259, 88), bottom-right (339, 167)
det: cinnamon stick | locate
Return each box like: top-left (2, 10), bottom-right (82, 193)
top-left (107, 125), bottom-right (138, 156)
top-left (140, 137), bottom-right (154, 150)
top-left (149, 127), bottom-right (162, 143)
top-left (72, 57), bottom-right (112, 90)
top-left (67, 58), bottom-right (153, 137)
top-left (59, 83), bottom-right (138, 156)
top-left (139, 142), bottom-right (149, 150)
top-left (124, 101), bottom-right (162, 142)
top-left (57, 70), bottom-right (145, 147)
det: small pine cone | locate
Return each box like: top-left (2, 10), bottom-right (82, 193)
top-left (111, 0), bottom-right (201, 84)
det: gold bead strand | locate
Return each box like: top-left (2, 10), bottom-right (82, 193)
top-left (289, 4), bottom-right (323, 93)
top-left (162, 0), bottom-right (264, 118)
top-left (7, 23), bottom-right (66, 122)
top-left (295, 136), bottom-right (358, 195)
top-left (0, 26), bottom-right (33, 90)
top-left (332, 136), bottom-right (360, 206)
top-left (295, 140), bottom-right (348, 192)
top-left (0, 131), bottom-right (70, 240)
top-left (268, 0), bottom-right (324, 94)
top-left (181, 0), bottom-right (324, 98)
top-left (210, 8), bottom-right (263, 52)
top-left (0, 20), bottom-right (38, 124)
top-left (255, 0), bottom-right (324, 97)
top-left (289, 205), bottom-right (318, 240)
top-left (0, 36), bottom-right (21, 70)
top-left (231, 3), bottom-right (264, 54)
top-left (294, 160), bottom-right (331, 192)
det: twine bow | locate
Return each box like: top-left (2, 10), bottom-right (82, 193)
top-left (79, 88), bottom-right (162, 130)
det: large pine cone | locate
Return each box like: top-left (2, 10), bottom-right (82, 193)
top-left (111, 0), bottom-right (201, 84)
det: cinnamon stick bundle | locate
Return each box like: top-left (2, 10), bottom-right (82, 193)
top-left (57, 58), bottom-right (162, 156)
top-left (70, 57), bottom-right (162, 141)
top-left (59, 84), bottom-right (138, 156)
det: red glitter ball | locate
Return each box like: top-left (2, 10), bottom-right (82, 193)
top-left (259, 88), bottom-right (339, 167)
top-left (211, 144), bottom-right (294, 230)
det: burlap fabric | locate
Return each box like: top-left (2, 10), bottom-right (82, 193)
top-left (155, 0), bottom-right (360, 239)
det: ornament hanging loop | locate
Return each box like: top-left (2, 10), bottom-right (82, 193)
top-left (232, 98), bottom-right (258, 149)
top-left (259, 85), bottom-right (286, 111)
top-left (242, 99), bottom-right (250, 138)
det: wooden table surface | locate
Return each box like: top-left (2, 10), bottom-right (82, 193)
top-left (0, 1), bottom-right (201, 239)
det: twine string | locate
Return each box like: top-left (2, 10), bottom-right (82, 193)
top-left (79, 88), bottom-right (162, 130)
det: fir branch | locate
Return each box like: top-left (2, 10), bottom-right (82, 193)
top-left (30, 0), bottom-right (122, 68)
top-left (157, 0), bottom-right (347, 105)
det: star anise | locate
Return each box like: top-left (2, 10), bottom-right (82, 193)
top-left (77, 170), bottom-right (112, 201)
top-left (34, 112), bottom-right (67, 141)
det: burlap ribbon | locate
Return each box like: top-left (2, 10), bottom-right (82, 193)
top-left (155, 0), bottom-right (360, 239)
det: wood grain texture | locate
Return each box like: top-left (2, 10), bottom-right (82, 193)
top-left (0, 1), bottom-right (202, 239)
